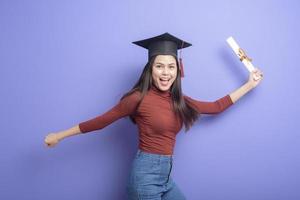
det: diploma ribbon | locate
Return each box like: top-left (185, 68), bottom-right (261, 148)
top-left (238, 48), bottom-right (252, 62)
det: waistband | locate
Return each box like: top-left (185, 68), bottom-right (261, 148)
top-left (137, 149), bottom-right (173, 162)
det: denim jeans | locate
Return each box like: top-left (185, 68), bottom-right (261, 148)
top-left (126, 149), bottom-right (186, 200)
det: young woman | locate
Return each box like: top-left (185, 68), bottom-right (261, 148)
top-left (44, 33), bottom-right (263, 200)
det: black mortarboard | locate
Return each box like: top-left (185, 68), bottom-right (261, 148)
top-left (132, 32), bottom-right (192, 77)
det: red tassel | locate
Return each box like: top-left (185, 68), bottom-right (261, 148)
top-left (179, 58), bottom-right (184, 78)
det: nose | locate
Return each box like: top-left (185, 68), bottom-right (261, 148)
top-left (162, 67), bottom-right (169, 75)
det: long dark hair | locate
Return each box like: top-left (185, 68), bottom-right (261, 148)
top-left (121, 55), bottom-right (200, 132)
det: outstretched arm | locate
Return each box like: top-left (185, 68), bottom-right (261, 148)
top-left (44, 91), bottom-right (141, 147)
top-left (184, 94), bottom-right (233, 114)
top-left (183, 68), bottom-right (263, 115)
top-left (44, 125), bottom-right (81, 147)
top-left (78, 91), bottom-right (141, 133)
top-left (229, 68), bottom-right (263, 104)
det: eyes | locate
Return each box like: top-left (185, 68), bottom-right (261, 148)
top-left (155, 65), bottom-right (176, 69)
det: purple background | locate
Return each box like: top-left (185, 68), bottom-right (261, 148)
top-left (1, 0), bottom-right (299, 199)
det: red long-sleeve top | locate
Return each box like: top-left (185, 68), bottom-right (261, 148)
top-left (79, 84), bottom-right (234, 155)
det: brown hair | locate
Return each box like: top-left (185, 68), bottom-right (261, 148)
top-left (121, 55), bottom-right (200, 132)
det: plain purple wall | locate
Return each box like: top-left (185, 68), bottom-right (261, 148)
top-left (1, 0), bottom-right (299, 199)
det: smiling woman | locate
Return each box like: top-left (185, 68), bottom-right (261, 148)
top-left (152, 55), bottom-right (177, 91)
top-left (44, 32), bottom-right (263, 200)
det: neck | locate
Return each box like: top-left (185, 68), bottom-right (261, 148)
top-left (150, 83), bottom-right (171, 97)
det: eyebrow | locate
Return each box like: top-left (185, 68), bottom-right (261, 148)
top-left (155, 62), bottom-right (176, 65)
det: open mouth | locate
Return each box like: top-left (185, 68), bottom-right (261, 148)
top-left (159, 78), bottom-right (170, 86)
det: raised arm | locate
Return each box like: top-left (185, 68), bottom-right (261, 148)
top-left (229, 68), bottom-right (263, 103)
top-left (184, 68), bottom-right (264, 115)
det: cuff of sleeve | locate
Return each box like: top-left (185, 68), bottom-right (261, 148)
top-left (227, 94), bottom-right (234, 105)
top-left (78, 123), bottom-right (87, 133)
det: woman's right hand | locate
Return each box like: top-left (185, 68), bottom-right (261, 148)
top-left (44, 133), bottom-right (60, 147)
top-left (248, 68), bottom-right (264, 88)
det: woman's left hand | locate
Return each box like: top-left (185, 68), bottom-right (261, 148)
top-left (248, 68), bottom-right (264, 88)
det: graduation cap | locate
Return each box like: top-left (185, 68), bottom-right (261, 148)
top-left (132, 32), bottom-right (192, 78)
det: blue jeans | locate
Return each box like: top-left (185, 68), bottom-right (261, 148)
top-left (126, 149), bottom-right (186, 200)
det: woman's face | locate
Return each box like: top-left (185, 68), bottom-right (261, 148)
top-left (152, 55), bottom-right (177, 91)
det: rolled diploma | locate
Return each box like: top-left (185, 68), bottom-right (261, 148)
top-left (226, 37), bottom-right (256, 72)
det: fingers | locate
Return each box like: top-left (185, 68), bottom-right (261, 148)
top-left (44, 133), bottom-right (58, 148)
top-left (253, 75), bottom-right (260, 81)
top-left (252, 68), bottom-right (264, 81)
top-left (44, 140), bottom-right (53, 147)
top-left (45, 141), bottom-right (56, 148)
top-left (253, 68), bottom-right (263, 76)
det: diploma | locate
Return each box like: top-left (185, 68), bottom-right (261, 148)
top-left (226, 37), bottom-right (260, 81)
top-left (226, 37), bottom-right (256, 72)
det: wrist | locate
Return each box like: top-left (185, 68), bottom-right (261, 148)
top-left (56, 132), bottom-right (64, 141)
top-left (246, 81), bottom-right (254, 90)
